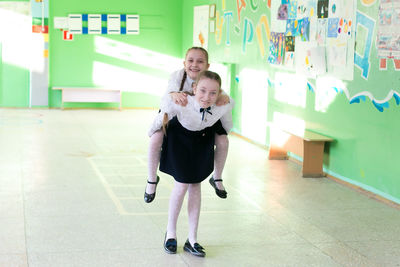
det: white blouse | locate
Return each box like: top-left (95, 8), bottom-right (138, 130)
top-left (149, 95), bottom-right (234, 136)
top-left (165, 69), bottom-right (194, 94)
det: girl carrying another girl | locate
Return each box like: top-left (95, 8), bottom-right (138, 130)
top-left (145, 47), bottom-right (230, 203)
top-left (150, 70), bottom-right (234, 256)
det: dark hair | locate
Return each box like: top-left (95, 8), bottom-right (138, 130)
top-left (179, 47), bottom-right (209, 92)
top-left (178, 71), bottom-right (187, 92)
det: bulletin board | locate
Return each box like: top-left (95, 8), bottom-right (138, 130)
top-left (269, 0), bottom-right (356, 80)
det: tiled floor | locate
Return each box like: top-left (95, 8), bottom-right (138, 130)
top-left (0, 108), bottom-right (399, 267)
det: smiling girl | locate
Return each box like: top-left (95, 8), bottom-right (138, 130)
top-left (145, 47), bottom-right (231, 204)
top-left (150, 70), bottom-right (234, 257)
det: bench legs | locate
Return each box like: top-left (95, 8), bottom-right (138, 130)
top-left (302, 141), bottom-right (325, 177)
top-left (268, 129), bottom-right (326, 177)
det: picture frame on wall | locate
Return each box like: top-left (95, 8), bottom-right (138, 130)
top-left (209, 4), bottom-right (216, 18)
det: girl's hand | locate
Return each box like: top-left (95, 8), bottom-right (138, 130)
top-left (170, 92), bottom-right (188, 106)
top-left (216, 94), bottom-right (230, 106)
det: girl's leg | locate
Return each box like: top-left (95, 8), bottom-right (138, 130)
top-left (166, 181), bottom-right (189, 239)
top-left (146, 130), bottom-right (164, 194)
top-left (187, 183), bottom-right (201, 245)
top-left (213, 134), bottom-right (229, 191)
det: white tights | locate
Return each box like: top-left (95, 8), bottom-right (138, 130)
top-left (166, 181), bottom-right (201, 245)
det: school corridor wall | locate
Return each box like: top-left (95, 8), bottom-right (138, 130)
top-left (182, 0), bottom-right (400, 204)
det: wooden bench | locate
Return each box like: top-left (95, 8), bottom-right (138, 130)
top-left (268, 126), bottom-right (334, 177)
top-left (52, 87), bottom-right (122, 110)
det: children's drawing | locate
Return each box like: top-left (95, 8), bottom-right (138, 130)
top-left (327, 44), bottom-right (347, 66)
top-left (278, 4), bottom-right (288, 20)
top-left (300, 17), bottom-right (310, 41)
top-left (193, 5), bottom-right (209, 49)
top-left (328, 0), bottom-right (343, 18)
top-left (327, 17), bottom-right (339, 38)
top-left (377, 1), bottom-right (400, 61)
top-left (306, 0), bottom-right (317, 17)
top-left (316, 18), bottom-right (327, 45)
top-left (286, 19), bottom-right (301, 36)
top-left (288, 0), bottom-right (298, 19)
top-left (297, 0), bottom-right (308, 18)
top-left (295, 42), bottom-right (326, 77)
top-left (268, 32), bottom-right (285, 65)
top-left (285, 36), bottom-right (295, 51)
top-left (284, 35), bottom-right (295, 67)
top-left (284, 52), bottom-right (295, 67)
top-left (317, 0), bottom-right (329, 18)
top-left (337, 18), bottom-right (352, 39)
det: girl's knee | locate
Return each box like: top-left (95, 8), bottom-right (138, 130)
top-left (150, 130), bottom-right (164, 146)
top-left (174, 181), bottom-right (189, 193)
top-left (215, 135), bottom-right (229, 149)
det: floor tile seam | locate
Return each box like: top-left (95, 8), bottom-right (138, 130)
top-left (0, 216), bottom-right (27, 220)
top-left (26, 247), bottom-right (182, 254)
top-left (0, 253), bottom-right (27, 256)
top-left (87, 157), bottom-right (129, 215)
top-left (20, 165), bottom-right (30, 267)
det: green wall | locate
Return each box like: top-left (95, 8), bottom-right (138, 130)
top-left (183, 0), bottom-right (400, 203)
top-left (49, 0), bottom-right (183, 108)
top-left (0, 0), bottom-right (31, 107)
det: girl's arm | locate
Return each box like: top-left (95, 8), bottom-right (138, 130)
top-left (219, 98), bottom-right (235, 133)
top-left (165, 69), bottom-right (184, 94)
top-left (165, 69), bottom-right (189, 106)
top-left (160, 94), bottom-right (180, 120)
top-left (170, 91), bottom-right (188, 106)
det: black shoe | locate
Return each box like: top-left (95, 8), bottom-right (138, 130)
top-left (164, 233), bottom-right (177, 254)
top-left (144, 176), bottom-right (160, 203)
top-left (183, 239), bottom-right (205, 257)
top-left (209, 177), bottom-right (227, 199)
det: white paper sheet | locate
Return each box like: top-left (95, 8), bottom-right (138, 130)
top-left (88, 14), bottom-right (101, 34)
top-left (107, 14), bottom-right (121, 34)
top-left (68, 14), bottom-right (82, 34)
top-left (126, 15), bottom-right (139, 34)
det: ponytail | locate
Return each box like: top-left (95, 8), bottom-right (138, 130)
top-left (179, 71), bottom-right (187, 92)
top-left (162, 113), bottom-right (169, 135)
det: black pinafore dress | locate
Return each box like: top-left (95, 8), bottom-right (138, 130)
top-left (159, 116), bottom-right (215, 183)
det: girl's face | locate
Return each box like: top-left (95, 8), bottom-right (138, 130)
top-left (193, 78), bottom-right (220, 108)
top-left (183, 49), bottom-right (209, 80)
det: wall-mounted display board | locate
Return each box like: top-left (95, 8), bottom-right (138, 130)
top-left (66, 14), bottom-right (139, 35)
top-left (203, 0), bottom-right (400, 111)
top-left (269, 0), bottom-right (356, 80)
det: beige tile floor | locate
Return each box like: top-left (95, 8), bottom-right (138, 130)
top-left (0, 108), bottom-right (399, 267)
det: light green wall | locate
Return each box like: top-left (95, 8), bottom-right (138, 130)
top-left (183, 0), bottom-right (400, 203)
top-left (49, 0), bottom-right (183, 108)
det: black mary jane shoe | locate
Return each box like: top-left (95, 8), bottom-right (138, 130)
top-left (209, 177), bottom-right (227, 199)
top-left (164, 233), bottom-right (177, 254)
top-left (183, 239), bottom-right (206, 257)
top-left (144, 176), bottom-right (160, 203)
